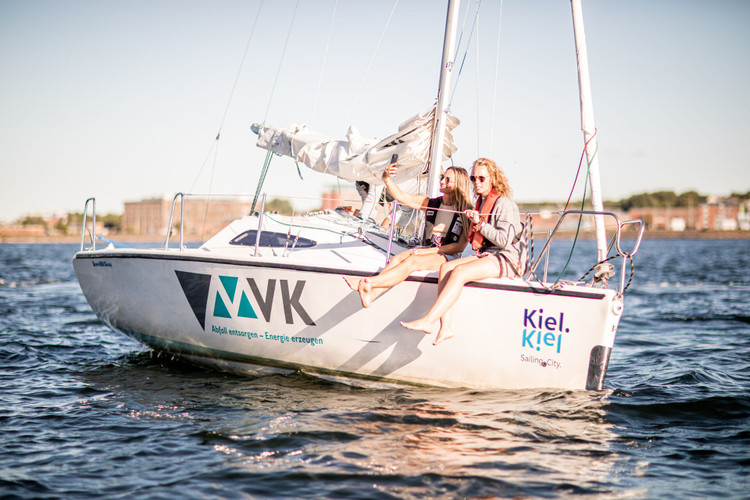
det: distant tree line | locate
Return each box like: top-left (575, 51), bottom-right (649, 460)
top-left (615, 190), bottom-right (749, 211)
top-left (616, 191), bottom-right (705, 211)
top-left (64, 213), bottom-right (122, 232)
top-left (521, 190), bottom-right (750, 212)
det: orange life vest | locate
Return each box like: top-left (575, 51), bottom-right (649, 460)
top-left (468, 190), bottom-right (501, 251)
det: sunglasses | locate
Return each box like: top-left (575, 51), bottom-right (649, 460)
top-left (470, 175), bottom-right (487, 183)
top-left (439, 174), bottom-right (453, 181)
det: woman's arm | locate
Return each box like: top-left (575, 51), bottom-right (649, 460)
top-left (477, 198), bottom-right (520, 249)
top-left (382, 163), bottom-right (429, 210)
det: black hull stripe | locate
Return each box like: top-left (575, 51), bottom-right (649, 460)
top-left (75, 252), bottom-right (606, 300)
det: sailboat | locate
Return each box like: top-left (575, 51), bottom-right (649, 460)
top-left (73, 0), bottom-right (644, 391)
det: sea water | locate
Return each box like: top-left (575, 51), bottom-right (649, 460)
top-left (1, 240), bottom-right (748, 498)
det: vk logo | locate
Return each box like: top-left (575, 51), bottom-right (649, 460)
top-left (175, 271), bottom-right (315, 329)
top-left (214, 276), bottom-right (257, 319)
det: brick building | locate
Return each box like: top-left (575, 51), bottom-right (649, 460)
top-left (627, 198), bottom-right (749, 232)
top-left (122, 196), bottom-right (252, 239)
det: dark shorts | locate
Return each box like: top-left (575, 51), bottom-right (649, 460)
top-left (423, 243), bottom-right (461, 262)
top-left (443, 252), bottom-right (462, 262)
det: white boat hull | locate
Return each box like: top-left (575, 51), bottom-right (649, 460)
top-left (73, 246), bottom-right (623, 390)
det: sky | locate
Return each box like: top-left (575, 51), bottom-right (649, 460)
top-left (1, 0), bottom-right (748, 222)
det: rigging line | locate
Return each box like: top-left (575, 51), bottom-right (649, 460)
top-left (218, 0), bottom-right (266, 134)
top-left (345, 0), bottom-right (399, 125)
top-left (489, 0), bottom-right (503, 154)
top-left (542, 131), bottom-right (602, 284)
top-left (449, 0), bottom-right (482, 106)
top-left (311, 0), bottom-right (338, 124)
top-left (188, 138), bottom-right (219, 193)
top-left (200, 141), bottom-right (221, 242)
top-left (475, 6), bottom-right (480, 153)
top-left (188, 1), bottom-right (265, 194)
top-left (555, 145), bottom-right (596, 283)
top-left (251, 151), bottom-right (274, 214)
top-left (563, 128), bottom-right (597, 211)
top-left (263, 0), bottom-right (302, 124)
top-left (452, 0), bottom-right (474, 68)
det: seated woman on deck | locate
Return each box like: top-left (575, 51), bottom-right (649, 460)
top-left (343, 161), bottom-right (473, 308)
top-left (401, 157), bottom-right (526, 345)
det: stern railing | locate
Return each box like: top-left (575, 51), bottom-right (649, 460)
top-left (528, 210), bottom-right (645, 294)
top-left (164, 193), bottom-right (185, 251)
top-left (80, 197), bottom-right (96, 251)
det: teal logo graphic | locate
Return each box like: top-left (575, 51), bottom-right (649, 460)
top-left (176, 271), bottom-right (315, 328)
top-left (214, 276), bottom-right (257, 319)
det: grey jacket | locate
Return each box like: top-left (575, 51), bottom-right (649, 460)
top-left (477, 196), bottom-right (526, 274)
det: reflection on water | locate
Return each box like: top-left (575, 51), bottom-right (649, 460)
top-left (78, 355), bottom-right (636, 497)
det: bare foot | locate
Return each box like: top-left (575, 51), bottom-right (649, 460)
top-left (358, 278), bottom-right (374, 308)
top-left (433, 326), bottom-right (455, 346)
top-left (342, 275), bottom-right (361, 291)
top-left (400, 318), bottom-right (439, 335)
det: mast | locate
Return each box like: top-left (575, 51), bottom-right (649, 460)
top-left (427, 0), bottom-right (461, 198)
top-left (571, 0), bottom-right (608, 262)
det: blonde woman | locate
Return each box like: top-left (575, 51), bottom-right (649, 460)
top-left (344, 162), bottom-right (473, 308)
top-left (402, 158), bottom-right (525, 345)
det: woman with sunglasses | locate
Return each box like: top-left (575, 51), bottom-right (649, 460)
top-left (402, 157), bottom-right (525, 345)
top-left (344, 161), bottom-right (473, 308)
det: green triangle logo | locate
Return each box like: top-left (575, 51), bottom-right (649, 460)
top-left (238, 291), bottom-right (257, 318)
top-left (213, 292), bottom-right (232, 318)
top-left (219, 276), bottom-right (238, 299)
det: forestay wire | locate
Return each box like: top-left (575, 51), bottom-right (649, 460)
top-left (251, 151), bottom-right (275, 214)
top-left (189, 0), bottom-right (266, 193)
top-left (449, 0), bottom-right (482, 106)
top-left (263, 0), bottom-right (301, 124)
top-left (345, 0), bottom-right (399, 124)
top-left (311, 0), bottom-right (338, 124)
top-left (489, 0), bottom-right (503, 154)
top-left (474, 5), bottom-right (480, 152)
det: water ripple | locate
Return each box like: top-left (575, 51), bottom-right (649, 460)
top-left (1, 241), bottom-right (749, 498)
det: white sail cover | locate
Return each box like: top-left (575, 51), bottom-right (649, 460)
top-left (253, 106), bottom-right (459, 185)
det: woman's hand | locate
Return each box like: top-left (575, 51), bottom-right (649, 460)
top-left (464, 209), bottom-right (481, 225)
top-left (382, 162), bottom-right (398, 181)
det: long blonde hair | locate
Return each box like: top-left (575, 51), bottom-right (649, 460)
top-left (473, 157), bottom-right (512, 198)
top-left (446, 166), bottom-right (472, 212)
top-left (445, 166), bottom-right (472, 236)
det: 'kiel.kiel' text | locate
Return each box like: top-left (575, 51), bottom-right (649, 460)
top-left (522, 308), bottom-right (569, 353)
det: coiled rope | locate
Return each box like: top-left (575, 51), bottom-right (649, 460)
top-left (579, 253), bottom-right (636, 293)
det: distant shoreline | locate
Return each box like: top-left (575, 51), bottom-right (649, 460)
top-left (639, 230), bottom-right (750, 240)
top-left (2, 229), bottom-right (750, 244)
top-left (554, 229), bottom-right (750, 240)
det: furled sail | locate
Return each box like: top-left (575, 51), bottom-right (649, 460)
top-left (252, 106), bottom-right (459, 185)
